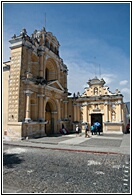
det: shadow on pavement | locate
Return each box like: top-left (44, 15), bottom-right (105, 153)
top-left (3, 153), bottom-right (24, 168)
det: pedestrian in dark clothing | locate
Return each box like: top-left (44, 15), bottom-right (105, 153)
top-left (76, 125), bottom-right (80, 136)
top-left (94, 122), bottom-right (101, 135)
top-left (84, 123), bottom-right (89, 137)
top-left (91, 125), bottom-right (95, 135)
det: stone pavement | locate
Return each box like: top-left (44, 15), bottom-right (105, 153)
top-left (3, 132), bottom-right (130, 155)
top-left (3, 185), bottom-right (24, 193)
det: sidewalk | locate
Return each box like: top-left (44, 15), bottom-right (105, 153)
top-left (3, 133), bottom-right (130, 155)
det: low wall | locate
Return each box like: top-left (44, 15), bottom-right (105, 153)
top-left (6, 122), bottom-right (23, 140)
top-left (22, 122), bottom-right (46, 138)
top-left (104, 122), bottom-right (124, 133)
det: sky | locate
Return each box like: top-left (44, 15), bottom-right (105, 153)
top-left (2, 2), bottom-right (131, 102)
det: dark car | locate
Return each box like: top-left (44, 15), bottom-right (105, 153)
top-left (126, 123), bottom-right (130, 133)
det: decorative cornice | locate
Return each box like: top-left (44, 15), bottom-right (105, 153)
top-left (3, 65), bottom-right (10, 71)
top-left (104, 122), bottom-right (124, 125)
top-left (37, 94), bottom-right (45, 97)
top-left (23, 90), bottom-right (33, 95)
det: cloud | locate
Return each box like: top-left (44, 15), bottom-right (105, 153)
top-left (121, 88), bottom-right (130, 94)
top-left (61, 34), bottom-right (130, 102)
top-left (101, 74), bottom-right (117, 85)
top-left (3, 20), bottom-right (130, 102)
top-left (3, 27), bottom-right (15, 61)
top-left (119, 80), bottom-right (128, 85)
top-left (67, 60), bottom-right (94, 95)
top-left (121, 88), bottom-right (130, 102)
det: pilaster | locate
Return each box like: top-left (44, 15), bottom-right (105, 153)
top-left (63, 100), bottom-right (68, 119)
top-left (118, 101), bottom-right (122, 122)
top-left (24, 90), bottom-right (33, 122)
top-left (105, 101), bottom-right (109, 122)
top-left (83, 102), bottom-right (88, 122)
top-left (73, 104), bottom-right (77, 121)
top-left (37, 93), bottom-right (45, 121)
top-left (8, 48), bottom-right (22, 122)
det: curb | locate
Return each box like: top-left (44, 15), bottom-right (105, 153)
top-left (3, 142), bottom-right (123, 155)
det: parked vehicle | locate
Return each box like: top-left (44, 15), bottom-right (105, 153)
top-left (59, 128), bottom-right (69, 134)
top-left (126, 123), bottom-right (130, 133)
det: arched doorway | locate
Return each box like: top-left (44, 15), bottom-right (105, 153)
top-left (91, 113), bottom-right (103, 132)
top-left (45, 58), bottom-right (58, 81)
top-left (45, 100), bottom-right (58, 135)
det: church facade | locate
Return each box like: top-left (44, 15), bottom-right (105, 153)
top-left (68, 77), bottom-right (128, 133)
top-left (3, 27), bottom-right (129, 140)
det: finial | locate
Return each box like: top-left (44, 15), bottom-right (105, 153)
top-left (20, 28), bottom-right (27, 36)
top-left (12, 34), bottom-right (16, 39)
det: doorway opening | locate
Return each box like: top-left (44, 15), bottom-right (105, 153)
top-left (91, 113), bottom-right (103, 132)
top-left (45, 102), bottom-right (54, 135)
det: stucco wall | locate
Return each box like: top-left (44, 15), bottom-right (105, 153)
top-left (3, 69), bottom-right (9, 135)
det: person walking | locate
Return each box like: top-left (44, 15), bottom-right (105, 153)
top-left (84, 123), bottom-right (89, 137)
top-left (76, 125), bottom-right (80, 136)
top-left (91, 125), bottom-right (95, 135)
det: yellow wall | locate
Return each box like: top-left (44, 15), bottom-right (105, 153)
top-left (3, 68), bottom-right (9, 135)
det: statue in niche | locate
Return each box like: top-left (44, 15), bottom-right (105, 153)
top-left (94, 87), bottom-right (98, 95)
top-left (95, 104), bottom-right (99, 109)
top-left (112, 111), bottom-right (116, 121)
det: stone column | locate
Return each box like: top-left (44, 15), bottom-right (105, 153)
top-left (73, 103), bottom-right (77, 121)
top-left (38, 93), bottom-right (47, 137)
top-left (77, 104), bottom-right (80, 121)
top-left (109, 105), bottom-right (111, 122)
top-left (105, 102), bottom-right (109, 122)
top-left (118, 101), bottom-right (122, 122)
top-left (88, 112), bottom-right (91, 125)
top-left (121, 107), bottom-right (124, 123)
top-left (84, 102), bottom-right (88, 122)
top-left (37, 93), bottom-right (45, 122)
top-left (57, 99), bottom-right (61, 120)
top-left (24, 90), bottom-right (33, 122)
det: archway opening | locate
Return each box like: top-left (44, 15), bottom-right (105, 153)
top-left (45, 102), bottom-right (56, 135)
top-left (45, 58), bottom-right (58, 81)
top-left (91, 113), bottom-right (103, 132)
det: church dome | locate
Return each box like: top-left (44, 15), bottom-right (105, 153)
top-left (87, 77), bottom-right (105, 87)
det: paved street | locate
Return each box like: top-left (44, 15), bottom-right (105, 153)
top-left (3, 135), bottom-right (130, 193)
top-left (3, 132), bottom-right (130, 154)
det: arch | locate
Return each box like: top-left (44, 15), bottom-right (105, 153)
top-left (31, 54), bottom-right (39, 77)
top-left (46, 98), bottom-right (58, 111)
top-left (45, 58), bottom-right (58, 81)
top-left (45, 98), bottom-right (58, 135)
